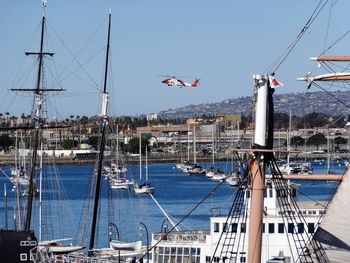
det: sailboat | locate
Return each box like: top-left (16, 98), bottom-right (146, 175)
top-left (10, 133), bottom-right (39, 196)
top-left (206, 123), bottom-right (227, 180)
top-left (103, 124), bottom-right (128, 177)
top-left (134, 136), bottom-right (155, 194)
top-left (187, 124), bottom-right (206, 175)
top-left (109, 127), bottom-right (133, 190)
top-left (176, 122), bottom-right (195, 172)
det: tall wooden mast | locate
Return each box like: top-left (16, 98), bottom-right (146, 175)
top-left (88, 9), bottom-right (111, 255)
top-left (25, 13), bottom-right (46, 231)
top-left (15, 5), bottom-right (64, 231)
top-left (247, 75), bottom-right (274, 263)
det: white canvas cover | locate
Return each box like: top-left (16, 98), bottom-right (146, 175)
top-left (314, 168), bottom-right (350, 262)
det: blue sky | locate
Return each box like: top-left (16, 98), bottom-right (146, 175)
top-left (0, 0), bottom-right (349, 120)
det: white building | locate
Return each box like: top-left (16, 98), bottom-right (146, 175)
top-left (147, 113), bottom-right (158, 121)
top-left (152, 182), bottom-right (324, 263)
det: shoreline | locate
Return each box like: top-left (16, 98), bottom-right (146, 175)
top-left (0, 153), bottom-right (347, 166)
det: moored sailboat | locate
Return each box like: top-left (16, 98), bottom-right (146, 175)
top-left (134, 144), bottom-right (155, 194)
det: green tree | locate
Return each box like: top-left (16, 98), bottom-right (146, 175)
top-left (127, 137), bottom-right (149, 154)
top-left (88, 136), bottom-right (99, 149)
top-left (290, 136), bottom-right (305, 149)
top-left (0, 134), bottom-right (14, 150)
top-left (334, 136), bottom-right (347, 148)
top-left (297, 112), bottom-right (329, 129)
top-left (274, 112), bottom-right (289, 130)
top-left (307, 133), bottom-right (327, 150)
top-left (62, 139), bottom-right (77, 150)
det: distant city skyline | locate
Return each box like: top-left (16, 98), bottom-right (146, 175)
top-left (0, 1), bottom-right (349, 120)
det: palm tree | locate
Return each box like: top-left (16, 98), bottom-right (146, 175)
top-left (5, 112), bottom-right (10, 125)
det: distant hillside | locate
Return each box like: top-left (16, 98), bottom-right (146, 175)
top-left (158, 90), bottom-right (350, 119)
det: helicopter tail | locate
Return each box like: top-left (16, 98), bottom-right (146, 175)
top-left (191, 79), bottom-right (200, 87)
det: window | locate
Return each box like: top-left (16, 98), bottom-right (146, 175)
top-left (223, 223), bottom-right (228, 232)
top-left (264, 189), bottom-right (267, 198)
top-left (241, 223), bottom-right (246, 233)
top-left (278, 223), bottom-right (284, 234)
top-left (240, 256), bottom-right (246, 262)
top-left (214, 223), bottom-right (220, 233)
top-left (268, 223), bottom-right (275, 234)
top-left (262, 223), bottom-right (265, 233)
top-left (20, 253), bottom-right (27, 261)
top-left (30, 240), bottom-right (37, 246)
top-left (231, 223), bottom-right (238, 233)
top-left (230, 253), bottom-right (237, 263)
top-left (205, 256), bottom-right (211, 263)
top-left (298, 223), bottom-right (304, 234)
top-left (246, 190), bottom-right (250, 198)
top-left (269, 189), bottom-right (273, 198)
top-left (288, 223), bottom-right (294, 234)
top-left (308, 223), bottom-right (315, 234)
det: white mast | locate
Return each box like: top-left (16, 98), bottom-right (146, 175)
top-left (116, 124), bottom-right (119, 168)
top-left (287, 109), bottom-right (291, 171)
top-left (193, 125), bottom-right (197, 164)
top-left (14, 132), bottom-right (21, 229)
top-left (139, 132), bottom-right (142, 180)
top-left (187, 122), bottom-right (190, 162)
top-left (211, 124), bottom-right (215, 165)
top-left (39, 142), bottom-right (43, 243)
top-left (145, 145), bottom-right (148, 182)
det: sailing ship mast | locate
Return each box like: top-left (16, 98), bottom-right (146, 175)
top-left (10, 5), bottom-right (64, 231)
top-left (247, 74), bottom-right (274, 263)
top-left (88, 9), bottom-right (111, 255)
top-left (298, 56), bottom-right (350, 82)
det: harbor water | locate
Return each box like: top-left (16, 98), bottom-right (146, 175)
top-left (0, 160), bottom-right (346, 249)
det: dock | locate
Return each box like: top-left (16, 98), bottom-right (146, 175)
top-left (283, 174), bottom-right (343, 181)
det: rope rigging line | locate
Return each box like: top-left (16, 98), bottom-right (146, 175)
top-left (318, 29), bottom-right (350, 58)
top-left (216, 185), bottom-right (248, 262)
top-left (269, 156), bottom-right (329, 262)
top-left (266, 0), bottom-right (331, 74)
top-left (322, 0), bottom-right (336, 52)
top-left (137, 179), bottom-right (227, 263)
top-left (209, 163), bottom-right (250, 262)
top-left (312, 82), bottom-right (350, 109)
top-left (46, 18), bottom-right (109, 90)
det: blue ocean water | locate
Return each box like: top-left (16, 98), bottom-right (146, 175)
top-left (0, 160), bottom-right (346, 248)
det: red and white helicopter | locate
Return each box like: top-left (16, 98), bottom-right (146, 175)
top-left (161, 76), bottom-right (200, 88)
